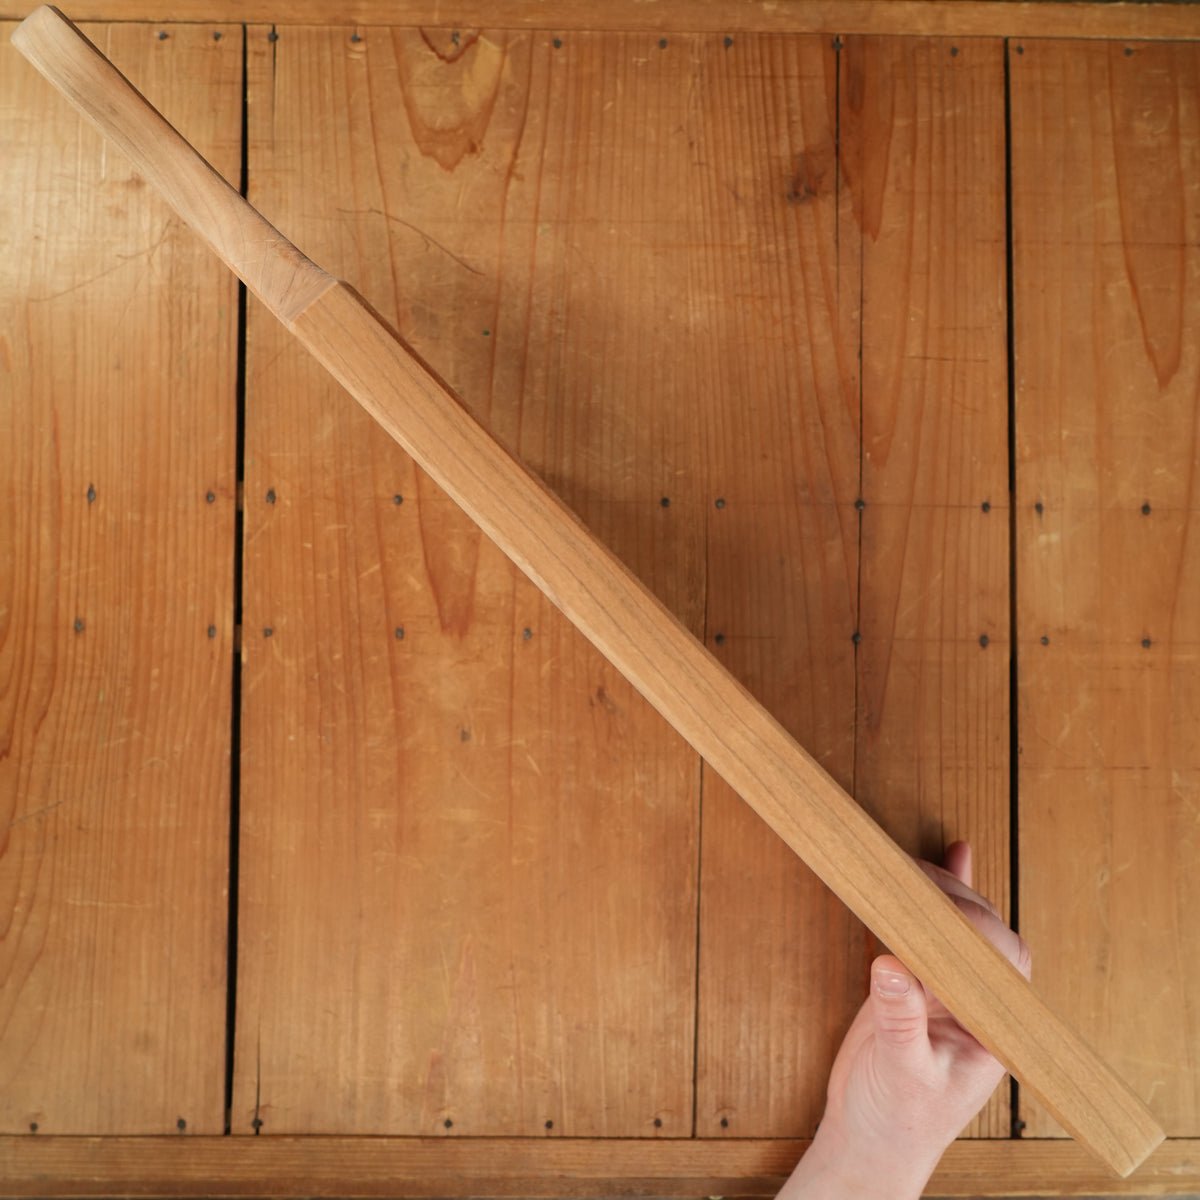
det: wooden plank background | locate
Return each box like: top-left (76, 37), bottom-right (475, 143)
top-left (695, 33), bottom-right (1011, 1139)
top-left (1, 7), bottom-right (1197, 1188)
top-left (1012, 38), bottom-right (1200, 1139)
top-left (691, 30), bottom-right (863, 1140)
top-left (233, 25), bottom-right (1012, 1141)
top-left (851, 33), bottom-right (1011, 1136)
top-left (0, 22), bottom-right (238, 1134)
top-left (234, 24), bottom-right (706, 1137)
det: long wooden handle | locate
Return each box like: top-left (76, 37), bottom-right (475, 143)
top-left (12, 5), bottom-right (1166, 1179)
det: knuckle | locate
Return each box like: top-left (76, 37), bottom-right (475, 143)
top-left (883, 1015), bottom-right (926, 1045)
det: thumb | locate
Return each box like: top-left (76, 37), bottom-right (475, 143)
top-left (870, 955), bottom-right (929, 1066)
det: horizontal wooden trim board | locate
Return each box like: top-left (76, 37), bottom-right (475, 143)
top-left (2, 1137), bottom-right (1200, 1196)
top-left (0, 2), bottom-right (1198, 39)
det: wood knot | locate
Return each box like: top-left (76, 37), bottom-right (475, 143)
top-left (787, 146), bottom-right (834, 205)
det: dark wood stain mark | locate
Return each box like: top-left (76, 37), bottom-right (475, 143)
top-left (838, 36), bottom-right (895, 242)
top-left (787, 144), bottom-right (836, 205)
top-left (1109, 44), bottom-right (1186, 390)
top-left (393, 28), bottom-right (507, 171)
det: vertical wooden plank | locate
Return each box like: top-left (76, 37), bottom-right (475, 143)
top-left (692, 34), bottom-right (864, 1137)
top-left (851, 36), bottom-right (1011, 1137)
top-left (695, 34), bottom-right (1011, 1140)
top-left (1013, 39), bottom-right (1200, 1137)
top-left (235, 26), bottom-right (704, 1137)
top-left (0, 24), bottom-right (239, 1134)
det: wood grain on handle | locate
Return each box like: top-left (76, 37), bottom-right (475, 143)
top-left (10, 5), bottom-right (1166, 1179)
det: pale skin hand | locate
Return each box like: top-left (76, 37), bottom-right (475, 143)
top-left (778, 842), bottom-right (1032, 1200)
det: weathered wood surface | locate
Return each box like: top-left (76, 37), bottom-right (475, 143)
top-left (234, 25), bottom-right (704, 1137)
top-left (688, 30), bottom-right (862, 1140)
top-left (2, 1135), bottom-right (1200, 1197)
top-left (849, 34), bottom-right (1011, 1137)
top-left (230, 26), bottom-right (1033, 1148)
top-left (5, 4), bottom-right (1196, 1179)
top-left (694, 33), bottom-right (1011, 1140)
top-left (0, 22), bottom-right (238, 1133)
top-left (1012, 39), bottom-right (1200, 1139)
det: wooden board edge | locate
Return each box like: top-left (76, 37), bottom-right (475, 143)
top-left (1, 1136), bottom-right (1197, 1196)
top-left (0, 3), bottom-right (1198, 40)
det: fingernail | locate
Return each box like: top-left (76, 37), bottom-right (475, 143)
top-left (874, 969), bottom-right (911, 997)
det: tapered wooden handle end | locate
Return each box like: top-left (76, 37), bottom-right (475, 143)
top-left (11, 5), bottom-right (334, 324)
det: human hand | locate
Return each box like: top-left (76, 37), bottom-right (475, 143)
top-left (779, 841), bottom-right (1031, 1200)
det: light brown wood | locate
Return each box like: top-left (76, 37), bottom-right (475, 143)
top-left (848, 33), bottom-right (1013, 1139)
top-left (690, 32), bottom-right (864, 1138)
top-left (234, 25), bottom-right (702, 1136)
top-left (1012, 40), bottom-right (1200, 1140)
top-left (296, 280), bottom-right (1164, 1173)
top-left (10, 8), bottom-right (333, 324)
top-left (2, 1), bottom-right (1200, 40)
top-left (10, 5), bottom-right (1168, 1176)
top-left (0, 20), bottom-right (237, 1133)
top-left (2, 1135), bottom-right (1200, 1197)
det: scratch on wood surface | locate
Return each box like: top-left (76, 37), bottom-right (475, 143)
top-left (6, 799), bottom-right (69, 829)
top-left (28, 229), bottom-right (172, 303)
top-left (335, 207), bottom-right (484, 276)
